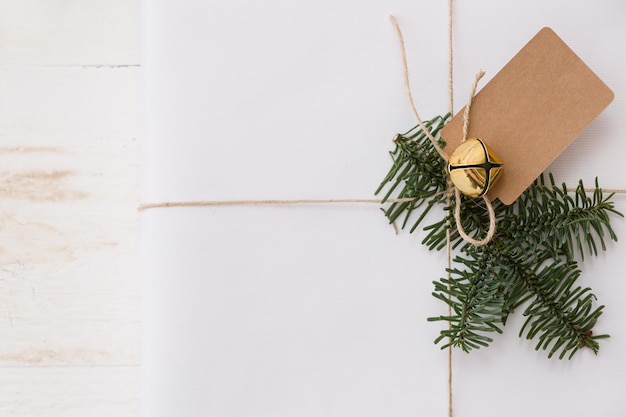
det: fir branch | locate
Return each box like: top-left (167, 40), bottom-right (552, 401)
top-left (376, 114), bottom-right (450, 232)
top-left (428, 249), bottom-right (511, 352)
top-left (517, 260), bottom-right (608, 359)
top-left (376, 114), bottom-right (623, 359)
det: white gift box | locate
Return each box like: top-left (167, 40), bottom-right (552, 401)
top-left (141, 1), bottom-right (626, 416)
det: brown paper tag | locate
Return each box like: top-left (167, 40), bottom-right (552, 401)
top-left (440, 27), bottom-right (614, 205)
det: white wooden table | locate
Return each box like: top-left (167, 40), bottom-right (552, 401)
top-left (0, 1), bottom-right (140, 415)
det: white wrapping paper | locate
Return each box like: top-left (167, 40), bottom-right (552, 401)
top-left (141, 1), bottom-right (626, 415)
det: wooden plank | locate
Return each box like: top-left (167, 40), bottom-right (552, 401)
top-left (0, 67), bottom-right (139, 143)
top-left (0, 366), bottom-right (139, 417)
top-left (0, 0), bottom-right (139, 66)
top-left (0, 11), bottom-right (141, 411)
top-left (0, 72), bottom-right (140, 359)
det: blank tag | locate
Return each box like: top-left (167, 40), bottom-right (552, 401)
top-left (441, 27), bottom-right (614, 205)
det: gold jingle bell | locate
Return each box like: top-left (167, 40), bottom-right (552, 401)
top-left (448, 138), bottom-right (503, 197)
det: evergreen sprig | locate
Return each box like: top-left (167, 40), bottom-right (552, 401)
top-left (376, 115), bottom-right (623, 359)
top-left (375, 114), bottom-right (450, 233)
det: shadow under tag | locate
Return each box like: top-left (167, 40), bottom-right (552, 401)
top-left (440, 27), bottom-right (614, 205)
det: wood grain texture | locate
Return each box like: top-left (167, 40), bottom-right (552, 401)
top-left (0, 1), bottom-right (140, 415)
top-left (0, 367), bottom-right (139, 417)
top-left (0, 0), bottom-right (139, 66)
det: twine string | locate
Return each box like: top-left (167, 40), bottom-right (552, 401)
top-left (137, 198), bottom-right (415, 211)
top-left (461, 70), bottom-right (485, 141)
top-left (453, 69), bottom-right (496, 247)
top-left (387, 12), bottom-right (458, 415)
top-left (137, 190), bottom-right (626, 211)
top-left (446, 1), bottom-right (455, 416)
top-left (389, 15), bottom-right (448, 163)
